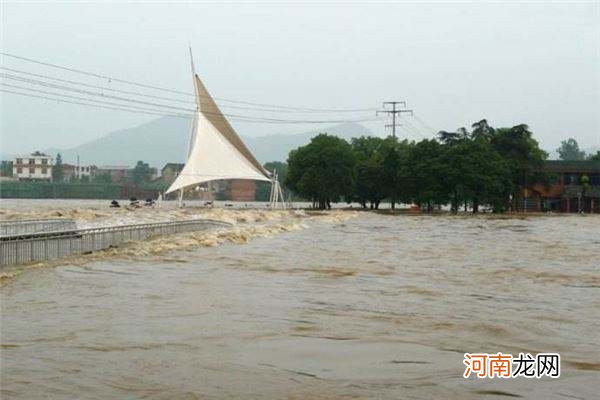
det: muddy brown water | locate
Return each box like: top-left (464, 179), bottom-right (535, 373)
top-left (1, 202), bottom-right (599, 399)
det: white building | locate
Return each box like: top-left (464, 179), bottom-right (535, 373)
top-left (12, 152), bottom-right (54, 181)
top-left (75, 165), bottom-right (96, 179)
top-left (62, 164), bottom-right (98, 181)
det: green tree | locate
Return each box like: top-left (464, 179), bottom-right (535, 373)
top-left (437, 127), bottom-right (471, 211)
top-left (381, 137), bottom-right (412, 210)
top-left (442, 138), bottom-right (469, 212)
top-left (286, 134), bottom-right (355, 209)
top-left (439, 122), bottom-right (511, 213)
top-left (407, 139), bottom-right (447, 211)
top-left (132, 161), bottom-right (151, 186)
top-left (491, 124), bottom-right (548, 211)
top-left (445, 137), bottom-right (511, 213)
top-left (470, 119), bottom-right (495, 141)
top-left (437, 127), bottom-right (469, 146)
top-left (588, 151), bottom-right (600, 161)
top-left (52, 153), bottom-right (64, 182)
top-left (0, 161), bottom-right (13, 177)
top-left (350, 136), bottom-right (387, 209)
top-left (557, 138), bottom-right (586, 161)
top-left (281, 120), bottom-right (550, 213)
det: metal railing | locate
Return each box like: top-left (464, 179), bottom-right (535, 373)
top-left (0, 218), bottom-right (77, 236)
top-left (0, 218), bottom-right (231, 267)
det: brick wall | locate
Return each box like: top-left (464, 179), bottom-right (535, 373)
top-left (226, 180), bottom-right (256, 201)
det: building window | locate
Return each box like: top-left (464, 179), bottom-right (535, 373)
top-left (42, 168), bottom-right (48, 174)
top-left (29, 167), bottom-right (35, 174)
top-left (42, 159), bottom-right (48, 165)
top-left (16, 158), bottom-right (22, 164)
top-left (29, 159), bottom-right (35, 165)
top-left (17, 167), bottom-right (23, 174)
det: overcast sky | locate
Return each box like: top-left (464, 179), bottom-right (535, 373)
top-left (1, 1), bottom-right (599, 156)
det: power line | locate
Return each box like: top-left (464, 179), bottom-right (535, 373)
top-left (0, 51), bottom-right (193, 96)
top-left (214, 98), bottom-right (377, 113)
top-left (0, 82), bottom-right (196, 117)
top-left (412, 114), bottom-right (438, 135)
top-left (1, 51), bottom-right (378, 113)
top-left (376, 101), bottom-right (413, 138)
top-left (0, 88), bottom-right (193, 119)
top-left (0, 66), bottom-right (195, 105)
top-left (1, 72), bottom-right (196, 113)
top-left (0, 66), bottom-right (376, 115)
top-left (3, 73), bottom-right (345, 123)
top-left (401, 118), bottom-right (428, 139)
top-left (0, 86), bottom-right (387, 124)
top-left (397, 124), bottom-right (429, 140)
top-left (0, 88), bottom-right (317, 123)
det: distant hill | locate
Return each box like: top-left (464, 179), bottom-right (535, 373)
top-left (244, 122), bottom-right (373, 163)
top-left (44, 117), bottom-right (374, 168)
top-left (45, 117), bottom-right (190, 168)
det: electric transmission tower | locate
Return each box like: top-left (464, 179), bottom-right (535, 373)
top-left (377, 101), bottom-right (413, 138)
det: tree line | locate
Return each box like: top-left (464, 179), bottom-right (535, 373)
top-left (556, 138), bottom-right (600, 161)
top-left (284, 120), bottom-right (557, 212)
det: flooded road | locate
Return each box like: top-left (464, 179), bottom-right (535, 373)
top-left (1, 206), bottom-right (599, 399)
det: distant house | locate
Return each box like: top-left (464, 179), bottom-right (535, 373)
top-left (76, 164), bottom-right (97, 180)
top-left (527, 160), bottom-right (600, 213)
top-left (62, 164), bottom-right (98, 181)
top-left (161, 163), bottom-right (185, 184)
top-left (12, 152), bottom-right (53, 181)
top-left (97, 166), bottom-right (133, 183)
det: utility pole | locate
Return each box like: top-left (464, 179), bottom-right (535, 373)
top-left (377, 101), bottom-right (413, 138)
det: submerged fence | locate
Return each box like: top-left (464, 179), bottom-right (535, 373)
top-left (0, 181), bottom-right (166, 199)
top-left (0, 219), bottom-right (77, 236)
top-left (0, 219), bottom-right (230, 267)
top-left (0, 181), bottom-right (122, 199)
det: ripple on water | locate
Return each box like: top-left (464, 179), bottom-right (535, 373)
top-left (1, 209), bottom-right (599, 399)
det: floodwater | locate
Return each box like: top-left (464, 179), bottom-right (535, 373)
top-left (1, 200), bottom-right (599, 399)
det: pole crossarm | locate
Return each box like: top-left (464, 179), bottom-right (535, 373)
top-left (377, 101), bottom-right (413, 138)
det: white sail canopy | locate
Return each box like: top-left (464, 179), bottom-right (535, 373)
top-left (166, 72), bottom-right (270, 194)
